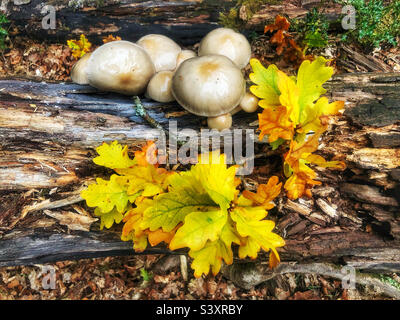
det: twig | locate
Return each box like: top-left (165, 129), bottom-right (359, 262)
top-left (223, 262), bottom-right (400, 299)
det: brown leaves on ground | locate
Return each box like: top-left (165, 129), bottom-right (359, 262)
top-left (0, 38), bottom-right (75, 81)
top-left (0, 255), bottom-right (392, 300)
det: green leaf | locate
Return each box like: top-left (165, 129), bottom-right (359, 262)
top-left (169, 209), bottom-right (227, 251)
top-left (249, 59), bottom-right (281, 109)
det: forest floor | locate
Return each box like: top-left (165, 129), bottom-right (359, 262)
top-left (0, 5), bottom-right (400, 300)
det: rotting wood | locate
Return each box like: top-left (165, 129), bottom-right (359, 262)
top-left (0, 71), bottom-right (399, 273)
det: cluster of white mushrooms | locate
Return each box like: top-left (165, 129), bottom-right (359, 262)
top-left (71, 28), bottom-right (259, 130)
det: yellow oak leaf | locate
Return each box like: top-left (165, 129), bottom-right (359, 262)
top-left (140, 178), bottom-right (217, 233)
top-left (115, 166), bottom-right (171, 202)
top-left (94, 207), bottom-right (124, 230)
top-left (277, 70), bottom-right (300, 124)
top-left (193, 152), bottom-right (238, 211)
top-left (231, 206), bottom-right (285, 263)
top-left (93, 141), bottom-right (136, 169)
top-left (189, 239), bottom-right (233, 278)
top-left (141, 153), bottom-right (236, 233)
top-left (299, 98), bottom-right (344, 134)
top-left (169, 209), bottom-right (227, 251)
top-left (81, 175), bottom-right (129, 214)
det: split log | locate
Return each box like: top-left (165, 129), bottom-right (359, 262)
top-left (1, 0), bottom-right (341, 45)
top-left (0, 72), bottom-right (399, 275)
top-left (2, 0), bottom-right (235, 45)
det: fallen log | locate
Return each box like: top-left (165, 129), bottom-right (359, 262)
top-left (0, 71), bottom-right (399, 275)
top-left (1, 0), bottom-right (341, 45)
top-left (2, 0), bottom-right (234, 45)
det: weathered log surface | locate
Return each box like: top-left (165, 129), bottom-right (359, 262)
top-left (2, 0), bottom-right (234, 45)
top-left (0, 72), bottom-right (399, 273)
top-left (1, 0), bottom-right (340, 45)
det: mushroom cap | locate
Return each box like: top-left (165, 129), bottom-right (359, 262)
top-left (137, 34), bottom-right (181, 72)
top-left (176, 49), bottom-right (197, 69)
top-left (172, 54), bottom-right (246, 117)
top-left (71, 52), bottom-right (92, 85)
top-left (198, 28), bottom-right (251, 69)
top-left (86, 40), bottom-right (155, 95)
top-left (239, 92), bottom-right (259, 113)
top-left (146, 71), bottom-right (175, 103)
top-left (207, 113), bottom-right (232, 131)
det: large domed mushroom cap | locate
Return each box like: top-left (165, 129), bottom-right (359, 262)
top-left (172, 54), bottom-right (246, 117)
top-left (86, 40), bottom-right (155, 95)
top-left (198, 28), bottom-right (251, 69)
top-left (137, 34), bottom-right (181, 72)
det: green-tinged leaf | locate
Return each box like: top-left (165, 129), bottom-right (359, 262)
top-left (296, 56), bottom-right (334, 122)
top-left (249, 59), bottom-right (281, 109)
top-left (169, 209), bottom-right (227, 251)
top-left (94, 207), bottom-right (124, 230)
top-left (81, 174), bottom-right (129, 214)
top-left (270, 137), bottom-right (286, 150)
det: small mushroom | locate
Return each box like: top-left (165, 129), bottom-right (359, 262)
top-left (70, 52), bottom-right (91, 85)
top-left (146, 71), bottom-right (175, 103)
top-left (176, 49), bottom-right (196, 68)
top-left (207, 113), bottom-right (232, 131)
top-left (86, 40), bottom-right (155, 95)
top-left (137, 34), bottom-right (181, 72)
top-left (198, 28), bottom-right (251, 69)
top-left (239, 92), bottom-right (259, 113)
top-left (172, 54), bottom-right (245, 130)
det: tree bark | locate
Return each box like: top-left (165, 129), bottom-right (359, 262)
top-left (0, 72), bottom-right (399, 273)
top-left (1, 0), bottom-right (341, 45)
top-left (2, 0), bottom-right (234, 46)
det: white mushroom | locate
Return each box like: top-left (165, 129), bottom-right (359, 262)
top-left (86, 40), bottom-right (155, 95)
top-left (137, 34), bottom-right (181, 72)
top-left (71, 52), bottom-right (91, 85)
top-left (207, 113), bottom-right (232, 131)
top-left (239, 92), bottom-right (259, 113)
top-left (175, 49), bottom-right (197, 69)
top-left (198, 28), bottom-right (252, 69)
top-left (172, 54), bottom-right (245, 130)
top-left (146, 71), bottom-right (175, 103)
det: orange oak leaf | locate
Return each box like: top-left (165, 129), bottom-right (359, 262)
top-left (243, 176), bottom-right (282, 209)
top-left (258, 106), bottom-right (295, 143)
top-left (284, 131), bottom-right (345, 199)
